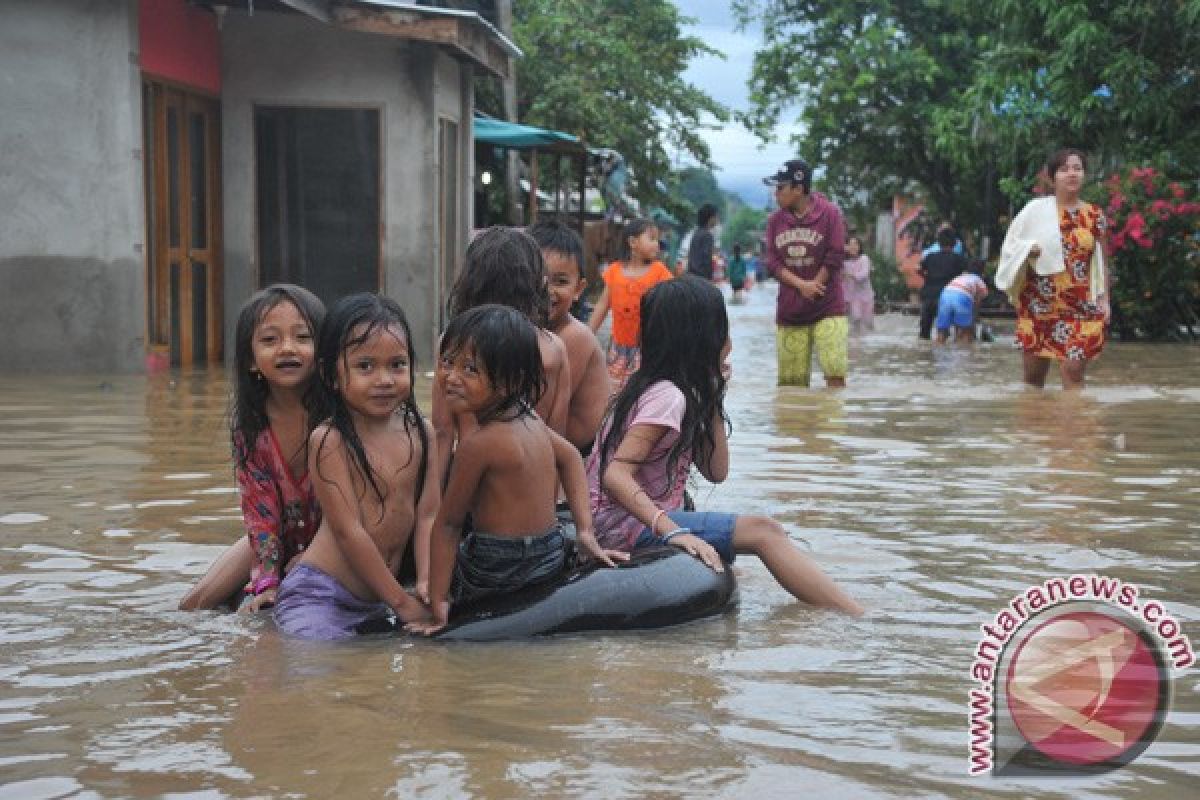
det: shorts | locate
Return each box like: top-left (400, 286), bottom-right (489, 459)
top-left (632, 511), bottom-right (737, 564)
top-left (273, 563), bottom-right (393, 640)
top-left (935, 288), bottom-right (974, 332)
top-left (451, 525), bottom-right (570, 607)
top-left (776, 316), bottom-right (849, 386)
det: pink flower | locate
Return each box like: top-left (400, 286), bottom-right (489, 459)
top-left (1169, 182), bottom-right (1186, 199)
top-left (1151, 200), bottom-right (1172, 219)
top-left (1132, 167), bottom-right (1157, 179)
top-left (1108, 192), bottom-right (1126, 214)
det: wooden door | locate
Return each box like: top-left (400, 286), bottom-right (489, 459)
top-left (143, 80), bottom-right (223, 366)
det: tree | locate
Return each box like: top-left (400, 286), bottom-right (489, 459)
top-left (953, 0), bottom-right (1200, 200)
top-left (503, 0), bottom-right (728, 214)
top-left (721, 204), bottom-right (768, 252)
top-left (734, 1), bottom-right (994, 228)
top-left (673, 166), bottom-right (727, 225)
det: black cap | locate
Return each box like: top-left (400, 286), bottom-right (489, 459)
top-left (763, 159), bottom-right (811, 188)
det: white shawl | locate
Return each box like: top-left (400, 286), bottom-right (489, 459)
top-left (995, 196), bottom-right (1106, 302)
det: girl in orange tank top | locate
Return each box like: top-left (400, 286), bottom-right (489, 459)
top-left (588, 218), bottom-right (674, 394)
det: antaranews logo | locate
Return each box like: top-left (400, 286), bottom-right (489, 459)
top-left (968, 574), bottom-right (1193, 776)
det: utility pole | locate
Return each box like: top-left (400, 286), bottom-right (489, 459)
top-left (496, 0), bottom-right (522, 225)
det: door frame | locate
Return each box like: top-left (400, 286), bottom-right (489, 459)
top-left (142, 77), bottom-right (224, 366)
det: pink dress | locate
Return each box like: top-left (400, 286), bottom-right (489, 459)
top-left (842, 255), bottom-right (874, 329)
top-left (235, 427), bottom-right (321, 595)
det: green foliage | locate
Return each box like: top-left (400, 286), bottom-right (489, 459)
top-left (1087, 167), bottom-right (1200, 340)
top-left (963, 0), bottom-right (1200, 206)
top-left (674, 166), bottom-right (728, 224)
top-left (866, 248), bottom-right (908, 305)
top-left (721, 204), bottom-right (768, 252)
top-left (507, 0), bottom-right (728, 213)
top-left (735, 0), bottom-right (1200, 335)
top-left (733, 0), bottom-right (994, 225)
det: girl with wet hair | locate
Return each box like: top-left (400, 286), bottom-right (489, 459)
top-left (588, 276), bottom-right (862, 613)
top-left (179, 284), bottom-right (326, 612)
top-left (432, 226), bottom-right (571, 489)
top-left (272, 293), bottom-right (434, 639)
top-left (414, 305), bottom-right (624, 633)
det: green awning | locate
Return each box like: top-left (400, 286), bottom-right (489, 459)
top-left (473, 116), bottom-right (585, 154)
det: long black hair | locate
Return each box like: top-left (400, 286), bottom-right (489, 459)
top-left (312, 293), bottom-right (428, 509)
top-left (230, 283), bottom-right (325, 468)
top-left (439, 304), bottom-right (544, 423)
top-left (448, 226), bottom-right (549, 327)
top-left (597, 275), bottom-right (729, 497)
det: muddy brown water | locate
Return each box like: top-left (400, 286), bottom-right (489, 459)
top-left (1, 288), bottom-right (1197, 798)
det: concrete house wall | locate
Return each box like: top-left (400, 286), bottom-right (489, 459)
top-left (1, 1), bottom-right (485, 372)
top-left (0, 0), bottom-right (146, 372)
top-left (220, 12), bottom-right (474, 362)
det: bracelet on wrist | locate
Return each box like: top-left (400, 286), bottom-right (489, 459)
top-left (662, 527), bottom-right (691, 544)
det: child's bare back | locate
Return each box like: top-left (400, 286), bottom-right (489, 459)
top-left (300, 416), bottom-right (431, 603)
top-left (551, 314), bottom-right (610, 450)
top-left (449, 414), bottom-right (559, 536)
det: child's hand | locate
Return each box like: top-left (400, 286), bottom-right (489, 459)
top-left (405, 600), bottom-right (450, 636)
top-left (1029, 243), bottom-right (1042, 258)
top-left (667, 533), bottom-right (725, 573)
top-left (241, 588), bottom-right (277, 613)
top-left (577, 530), bottom-right (630, 568)
top-left (415, 579), bottom-right (430, 606)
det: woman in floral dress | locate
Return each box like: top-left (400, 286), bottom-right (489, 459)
top-left (1011, 149), bottom-right (1110, 389)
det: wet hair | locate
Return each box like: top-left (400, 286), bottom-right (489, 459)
top-left (598, 276), bottom-right (729, 499)
top-left (1047, 148), bottom-right (1087, 177)
top-left (620, 217), bottom-right (658, 261)
top-left (231, 283), bottom-right (326, 468)
top-left (697, 203), bottom-right (718, 228)
top-left (937, 227), bottom-right (957, 248)
top-left (439, 304), bottom-right (545, 424)
top-left (448, 226), bottom-right (549, 326)
top-left (528, 219), bottom-right (585, 280)
top-left (312, 293), bottom-right (428, 511)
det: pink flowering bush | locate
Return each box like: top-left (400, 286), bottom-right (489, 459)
top-left (1091, 166), bottom-right (1200, 340)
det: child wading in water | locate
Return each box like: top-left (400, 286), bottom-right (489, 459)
top-left (273, 294), bottom-right (433, 639)
top-left (180, 284), bottom-right (325, 612)
top-left (728, 243), bottom-right (748, 302)
top-left (529, 219), bottom-right (613, 451)
top-left (588, 276), bottom-right (863, 614)
top-left (588, 218), bottom-right (674, 394)
top-left (413, 305), bottom-right (625, 633)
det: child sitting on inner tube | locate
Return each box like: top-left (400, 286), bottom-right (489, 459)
top-left (410, 306), bottom-right (627, 634)
top-left (587, 276), bottom-right (863, 614)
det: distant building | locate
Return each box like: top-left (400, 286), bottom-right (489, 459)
top-left (0, 0), bottom-right (516, 371)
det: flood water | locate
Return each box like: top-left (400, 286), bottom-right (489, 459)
top-left (1, 288), bottom-right (1197, 798)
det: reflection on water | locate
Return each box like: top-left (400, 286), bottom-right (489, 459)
top-left (1, 290), bottom-right (1196, 798)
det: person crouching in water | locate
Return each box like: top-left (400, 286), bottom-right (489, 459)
top-left (935, 260), bottom-right (990, 343)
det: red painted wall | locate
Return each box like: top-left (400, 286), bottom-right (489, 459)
top-left (139, 0), bottom-right (220, 94)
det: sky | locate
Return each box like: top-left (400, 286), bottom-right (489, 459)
top-left (673, 0), bottom-right (802, 207)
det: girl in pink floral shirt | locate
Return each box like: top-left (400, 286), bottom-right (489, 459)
top-left (179, 284), bottom-right (325, 611)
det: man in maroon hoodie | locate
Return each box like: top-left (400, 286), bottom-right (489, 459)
top-left (764, 159), bottom-right (849, 387)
